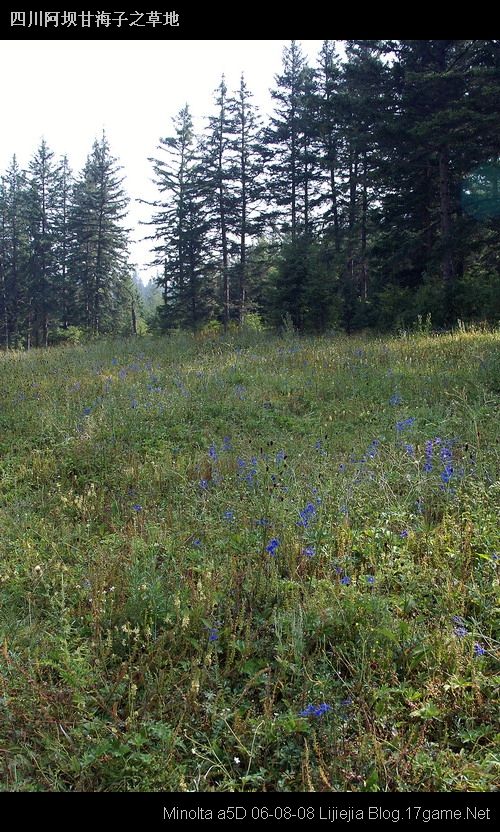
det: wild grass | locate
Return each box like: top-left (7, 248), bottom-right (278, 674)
top-left (0, 328), bottom-right (499, 791)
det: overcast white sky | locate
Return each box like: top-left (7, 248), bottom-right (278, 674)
top-left (0, 39), bottom-right (329, 282)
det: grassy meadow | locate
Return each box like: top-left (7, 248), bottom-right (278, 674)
top-left (0, 328), bottom-right (499, 792)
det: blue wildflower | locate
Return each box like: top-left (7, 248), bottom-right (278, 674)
top-left (314, 703), bottom-right (332, 716)
top-left (208, 627), bottom-right (219, 642)
top-left (396, 417), bottom-right (416, 432)
top-left (275, 450), bottom-right (286, 464)
top-left (209, 444), bottom-right (218, 462)
top-left (303, 546), bottom-right (316, 557)
top-left (299, 703), bottom-right (332, 718)
top-left (299, 704), bottom-right (316, 717)
top-left (265, 537), bottom-right (280, 555)
top-left (340, 575), bottom-right (351, 586)
top-left (223, 510), bottom-right (235, 522)
top-left (400, 530), bottom-right (409, 539)
top-left (454, 626), bottom-right (468, 638)
top-left (132, 504), bottom-right (142, 512)
top-left (390, 393), bottom-right (402, 406)
top-left (366, 575), bottom-right (375, 585)
top-left (441, 465), bottom-right (454, 485)
top-left (192, 538), bottom-right (202, 547)
top-left (473, 643), bottom-right (486, 656)
top-left (199, 479), bottom-right (209, 491)
top-left (222, 436), bottom-right (232, 451)
top-left (297, 502), bottom-right (316, 528)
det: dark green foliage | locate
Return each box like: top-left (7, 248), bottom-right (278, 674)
top-left (146, 105), bottom-right (214, 332)
top-left (1, 40), bottom-right (499, 349)
top-left (69, 133), bottom-right (130, 336)
top-left (0, 135), bottom-right (132, 348)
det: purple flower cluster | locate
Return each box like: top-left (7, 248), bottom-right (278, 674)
top-left (297, 502), bottom-right (317, 529)
top-left (396, 417), bottom-right (416, 432)
top-left (265, 537), bottom-right (280, 556)
top-left (237, 456), bottom-right (258, 486)
top-left (299, 703), bottom-right (332, 718)
top-left (207, 627), bottom-right (219, 642)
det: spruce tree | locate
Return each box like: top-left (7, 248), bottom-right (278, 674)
top-left (26, 139), bottom-right (60, 346)
top-left (203, 76), bottom-right (235, 330)
top-left (227, 74), bottom-right (267, 323)
top-left (147, 105), bottom-right (212, 331)
top-left (0, 156), bottom-right (29, 348)
top-left (70, 132), bottom-right (129, 335)
top-left (266, 41), bottom-right (316, 242)
top-left (53, 155), bottom-right (74, 331)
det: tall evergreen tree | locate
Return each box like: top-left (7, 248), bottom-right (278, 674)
top-left (266, 41), bottom-right (316, 241)
top-left (204, 76), bottom-right (235, 331)
top-left (0, 156), bottom-right (29, 348)
top-left (314, 40), bottom-right (343, 254)
top-left (227, 74), bottom-right (266, 323)
top-left (266, 42), bottom-right (320, 328)
top-left (147, 105), bottom-right (212, 331)
top-left (374, 39), bottom-right (500, 325)
top-left (70, 132), bottom-right (129, 335)
top-left (53, 154), bottom-right (74, 330)
top-left (26, 139), bottom-right (60, 346)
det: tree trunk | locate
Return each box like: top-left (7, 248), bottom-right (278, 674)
top-left (131, 300), bottom-right (137, 335)
top-left (439, 148), bottom-right (454, 285)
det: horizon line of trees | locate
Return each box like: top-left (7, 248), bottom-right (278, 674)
top-left (0, 132), bottom-right (141, 349)
top-left (1, 39), bottom-right (499, 350)
top-left (147, 39), bottom-right (500, 334)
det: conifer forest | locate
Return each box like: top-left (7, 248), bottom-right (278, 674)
top-left (1, 40), bottom-right (499, 344)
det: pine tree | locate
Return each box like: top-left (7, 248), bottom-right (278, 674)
top-left (314, 40), bottom-right (343, 254)
top-left (147, 105), bottom-right (212, 331)
top-left (226, 74), bottom-right (267, 323)
top-left (266, 41), bottom-right (316, 242)
top-left (53, 155), bottom-right (74, 331)
top-left (203, 76), bottom-right (236, 331)
top-left (25, 139), bottom-right (61, 346)
top-left (373, 40), bottom-right (500, 325)
top-left (266, 42), bottom-right (319, 329)
top-left (70, 132), bottom-right (129, 335)
top-left (0, 156), bottom-right (29, 348)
